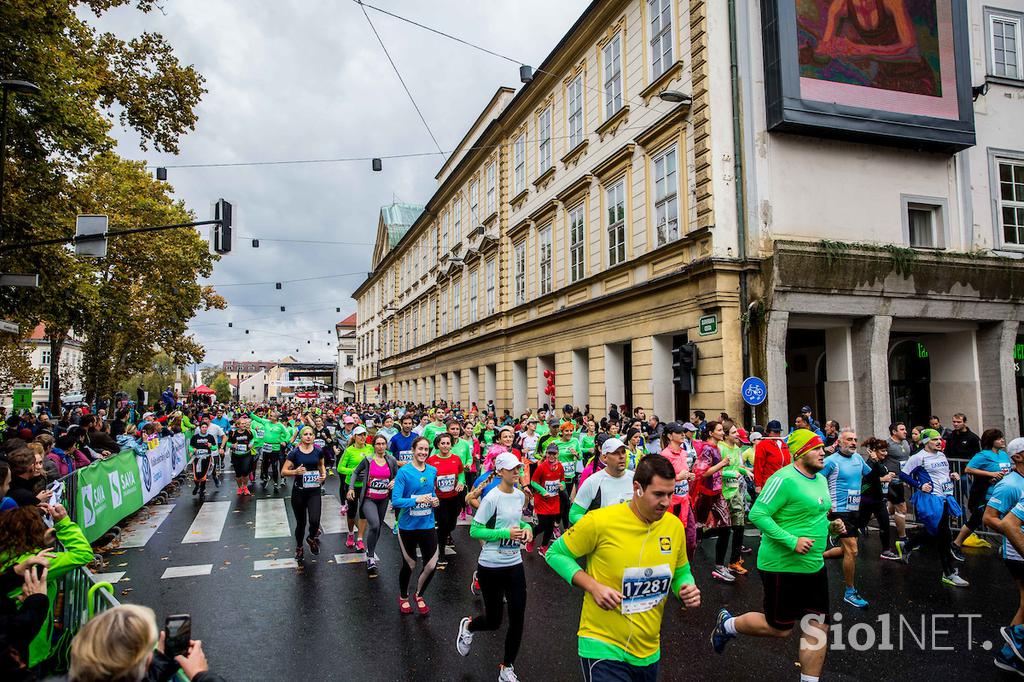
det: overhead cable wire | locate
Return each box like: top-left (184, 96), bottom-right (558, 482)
top-left (206, 270), bottom-right (366, 288)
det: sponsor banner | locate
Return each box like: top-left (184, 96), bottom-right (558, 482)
top-left (137, 433), bottom-right (189, 504)
top-left (76, 452), bottom-right (145, 543)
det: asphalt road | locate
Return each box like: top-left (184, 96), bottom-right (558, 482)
top-left (92, 471), bottom-right (1019, 681)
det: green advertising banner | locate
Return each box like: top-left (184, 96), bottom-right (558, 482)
top-left (76, 451), bottom-right (145, 543)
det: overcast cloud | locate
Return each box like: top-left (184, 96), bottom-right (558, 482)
top-left (86, 0), bottom-right (590, 370)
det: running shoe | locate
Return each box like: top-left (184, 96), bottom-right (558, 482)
top-left (497, 665), bottom-right (519, 681)
top-left (949, 542), bottom-right (965, 563)
top-left (525, 540), bottom-right (534, 553)
top-left (307, 536), bottom-right (320, 556)
top-left (295, 546), bottom-right (304, 562)
top-left (843, 587), bottom-right (868, 609)
top-left (367, 560), bottom-right (378, 579)
top-left (446, 536), bottom-right (456, 548)
top-left (552, 526), bottom-right (562, 540)
top-left (538, 545), bottom-right (548, 558)
top-left (740, 545), bottom-right (753, 554)
top-left (711, 608), bottom-right (735, 654)
top-left (412, 593), bottom-right (430, 615)
top-left (356, 539), bottom-right (365, 552)
top-left (236, 486), bottom-right (243, 495)
top-left (398, 596), bottom-right (413, 614)
top-left (459, 509), bottom-right (467, 521)
top-left (880, 550), bottom-right (900, 561)
top-left (346, 534), bottom-right (355, 549)
top-left (727, 560), bottom-right (748, 575)
top-left (243, 486), bottom-right (251, 496)
top-left (192, 484), bottom-right (199, 496)
top-left (1001, 625), bottom-right (1024, 662)
top-left (895, 540), bottom-right (912, 564)
top-left (942, 571), bottom-right (969, 587)
top-left (711, 566), bottom-right (736, 583)
top-left (456, 617), bottom-right (474, 656)
top-left (436, 559), bottom-right (448, 571)
top-left (340, 503), bottom-right (348, 516)
top-left (994, 653), bottom-right (1024, 677)
top-left (471, 571), bottom-right (480, 596)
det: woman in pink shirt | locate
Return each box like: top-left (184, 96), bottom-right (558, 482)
top-left (660, 421), bottom-right (697, 557)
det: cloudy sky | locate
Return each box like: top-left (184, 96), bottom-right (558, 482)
top-left (88, 0), bottom-right (590, 369)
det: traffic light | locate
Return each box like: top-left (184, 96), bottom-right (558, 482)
top-left (672, 342), bottom-right (698, 392)
top-left (213, 199), bottom-right (233, 254)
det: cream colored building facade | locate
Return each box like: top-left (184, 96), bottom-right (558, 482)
top-left (355, 0), bottom-right (1024, 436)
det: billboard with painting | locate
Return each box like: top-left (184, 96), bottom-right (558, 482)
top-left (761, 0), bottom-right (975, 151)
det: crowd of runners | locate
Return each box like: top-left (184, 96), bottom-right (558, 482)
top-left (115, 398), bottom-right (1024, 681)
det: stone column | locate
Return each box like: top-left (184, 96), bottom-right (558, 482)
top-left (824, 326), bottom-right (855, 430)
top-left (765, 311), bottom-right (789, 425)
top-left (851, 315), bottom-right (892, 436)
top-left (977, 320), bottom-right (1020, 438)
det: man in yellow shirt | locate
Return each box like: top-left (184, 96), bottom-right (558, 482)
top-left (544, 454), bottom-right (701, 681)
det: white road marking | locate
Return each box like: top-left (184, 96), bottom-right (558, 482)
top-left (161, 564), bottom-right (213, 579)
top-left (254, 498), bottom-right (290, 539)
top-left (119, 505), bottom-right (175, 548)
top-left (182, 501), bottom-right (232, 543)
top-left (334, 553), bottom-right (368, 565)
top-left (253, 559), bottom-right (298, 571)
top-left (91, 571), bottom-right (126, 584)
top-left (320, 495), bottom-right (345, 535)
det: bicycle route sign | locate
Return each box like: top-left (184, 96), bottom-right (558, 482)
top-left (741, 376), bottom-right (767, 406)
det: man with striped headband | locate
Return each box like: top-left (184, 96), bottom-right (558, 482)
top-left (710, 429), bottom-right (846, 682)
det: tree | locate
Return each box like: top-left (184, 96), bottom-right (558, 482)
top-left (210, 373), bottom-right (232, 403)
top-left (0, 335), bottom-right (41, 395)
top-left (0, 0), bottom-right (206, 408)
top-left (121, 352), bottom-right (191, 406)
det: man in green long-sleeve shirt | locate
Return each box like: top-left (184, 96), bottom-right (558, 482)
top-left (544, 454), bottom-right (700, 680)
top-left (250, 411), bottom-right (295, 490)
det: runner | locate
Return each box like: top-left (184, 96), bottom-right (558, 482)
top-left (529, 442), bottom-right (565, 555)
top-left (338, 425), bottom-right (372, 551)
top-left (226, 415), bottom-right (256, 496)
top-left (422, 409), bottom-right (448, 447)
top-left (691, 421), bottom-right (733, 583)
top-left (391, 435), bottom-right (439, 615)
top-left (189, 420), bottom-right (218, 499)
top-left (428, 432), bottom-right (465, 569)
top-left (203, 416), bottom-right (226, 487)
top-left (896, 428), bottom-right (968, 586)
top-left (711, 428), bottom-right (844, 682)
top-left (820, 428), bottom-right (872, 608)
top-left (449, 420), bottom-right (475, 522)
top-left (250, 410), bottom-right (294, 492)
top-left (982, 437), bottom-right (1024, 675)
top-left (569, 438), bottom-right (634, 524)
top-left (953, 428), bottom-right (1011, 558)
top-left (349, 434), bottom-right (398, 577)
top-left (389, 414), bottom-right (417, 468)
top-left (456, 452), bottom-right (531, 682)
top-left (281, 426), bottom-right (326, 562)
top-left (554, 422), bottom-right (582, 528)
top-left (719, 423), bottom-right (753, 576)
top-left (660, 421), bottom-right (698, 559)
top-left (884, 422), bottom-right (913, 544)
top-left (858, 437), bottom-right (898, 560)
top-left (311, 415), bottom-right (337, 477)
top-left (544, 454), bottom-right (700, 681)
top-left (624, 428), bottom-right (644, 471)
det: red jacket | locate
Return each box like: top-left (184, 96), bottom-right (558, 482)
top-left (753, 438), bottom-right (791, 489)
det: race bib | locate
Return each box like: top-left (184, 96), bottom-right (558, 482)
top-left (674, 479), bottom-right (689, 497)
top-left (1001, 462), bottom-right (1013, 474)
top-left (410, 501), bottom-right (431, 517)
top-left (314, 439), bottom-right (326, 449)
top-left (233, 443), bottom-right (248, 454)
top-left (261, 444), bottom-right (273, 454)
top-left (369, 477), bottom-right (390, 491)
top-left (723, 475), bottom-right (740, 489)
top-left (302, 471), bottom-right (321, 488)
top-left (544, 480), bottom-right (560, 497)
top-left (846, 489), bottom-right (861, 511)
top-left (881, 481), bottom-right (890, 495)
top-left (498, 537), bottom-right (521, 555)
top-left (399, 450), bottom-right (413, 464)
top-left (941, 480), bottom-right (955, 495)
top-left (436, 474), bottom-right (456, 493)
top-left (620, 564), bottom-right (672, 615)
top-left (194, 448), bottom-right (210, 459)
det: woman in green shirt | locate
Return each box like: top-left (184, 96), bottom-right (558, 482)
top-left (338, 426), bottom-right (373, 551)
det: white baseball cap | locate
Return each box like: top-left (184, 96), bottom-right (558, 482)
top-left (601, 437), bottom-right (627, 455)
top-left (1008, 437), bottom-right (1024, 457)
top-left (352, 426), bottom-right (367, 436)
top-left (494, 452), bottom-right (521, 471)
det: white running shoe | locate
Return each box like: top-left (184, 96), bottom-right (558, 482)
top-left (456, 617), bottom-right (474, 656)
top-left (712, 565), bottom-right (736, 583)
top-left (497, 665), bottom-right (519, 681)
top-left (942, 571), bottom-right (969, 588)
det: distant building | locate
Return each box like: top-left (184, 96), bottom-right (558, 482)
top-left (1, 324), bottom-right (85, 409)
top-left (336, 313), bottom-right (357, 401)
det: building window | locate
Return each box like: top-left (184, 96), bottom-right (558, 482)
top-left (567, 75), bottom-right (584, 150)
top-left (41, 349), bottom-right (51, 367)
top-left (412, 306), bottom-right (418, 346)
top-left (999, 159), bottom-right (1024, 245)
top-left (607, 180), bottom-right (626, 266)
top-left (441, 211), bottom-right (449, 253)
top-left (429, 226), bottom-right (437, 268)
top-left (538, 224), bottom-right (553, 295)
top-left (653, 146), bottom-right (679, 246)
top-left (453, 280), bottom-right (461, 328)
top-left (901, 194), bottom-right (947, 249)
top-left (42, 373), bottom-right (50, 390)
top-left (469, 267), bottom-right (479, 323)
top-left (486, 258), bottom-right (496, 315)
top-left (989, 10), bottom-right (1023, 79)
top-left (346, 355), bottom-right (354, 367)
top-left (440, 287), bottom-right (448, 334)
top-left (454, 197), bottom-right (462, 240)
top-left (486, 163), bottom-right (496, 217)
top-left (538, 107), bottom-right (552, 175)
top-left (569, 203), bottom-right (586, 283)
top-left (649, 0), bottom-right (673, 79)
top-left (603, 32), bottom-right (623, 120)
top-left (514, 242), bottom-right (526, 305)
top-left (514, 133), bottom-right (526, 195)
top-left (469, 180), bottom-right (479, 225)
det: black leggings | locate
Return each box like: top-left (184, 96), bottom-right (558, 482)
top-left (469, 563), bottom-right (527, 667)
top-left (193, 456), bottom-right (212, 486)
top-left (533, 513), bottom-right (560, 547)
top-left (963, 504), bottom-right (985, 532)
top-left (906, 508), bottom-right (954, 574)
top-left (559, 485), bottom-right (573, 528)
top-left (436, 495), bottom-right (462, 556)
top-left (397, 528), bottom-right (438, 598)
top-left (361, 496), bottom-right (389, 558)
top-left (857, 497), bottom-right (892, 550)
top-left (703, 525), bottom-right (743, 565)
top-left (260, 448), bottom-right (284, 483)
top-left (291, 487), bottom-right (322, 546)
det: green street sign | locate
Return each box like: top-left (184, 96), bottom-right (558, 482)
top-left (698, 314), bottom-right (718, 337)
top-left (12, 387), bottom-right (33, 411)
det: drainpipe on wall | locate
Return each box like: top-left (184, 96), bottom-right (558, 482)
top-left (728, 0), bottom-right (752, 424)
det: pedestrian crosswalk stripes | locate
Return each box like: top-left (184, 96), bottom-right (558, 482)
top-left (254, 498), bottom-right (290, 538)
top-left (320, 494), bottom-right (345, 535)
top-left (253, 558), bottom-right (298, 571)
top-left (182, 500), bottom-right (232, 543)
top-left (119, 504), bottom-right (175, 548)
top-left (161, 564), bottom-right (213, 579)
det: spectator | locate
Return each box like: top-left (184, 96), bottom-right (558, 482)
top-left (5, 449), bottom-right (50, 508)
top-left (0, 550), bottom-right (51, 681)
top-left (752, 420), bottom-right (791, 493)
top-left (68, 604), bottom-right (224, 682)
top-left (117, 423), bottom-right (142, 452)
top-left (50, 435), bottom-right (91, 478)
top-left (26, 442), bottom-right (58, 483)
top-left (691, 410), bottom-right (707, 439)
top-left (822, 420), bottom-right (840, 452)
top-left (794, 413), bottom-right (824, 440)
top-left (0, 462), bottom-right (16, 512)
top-left (800, 405), bottom-right (821, 432)
top-left (928, 415), bottom-right (945, 437)
top-left (944, 413), bottom-right (982, 461)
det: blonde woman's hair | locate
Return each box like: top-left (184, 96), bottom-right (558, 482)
top-left (70, 604), bottom-right (158, 682)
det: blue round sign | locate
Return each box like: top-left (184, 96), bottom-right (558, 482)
top-left (741, 377), bottom-right (767, 406)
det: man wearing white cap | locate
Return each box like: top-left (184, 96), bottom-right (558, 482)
top-left (569, 438), bottom-right (635, 525)
top-left (984, 437), bottom-right (1024, 676)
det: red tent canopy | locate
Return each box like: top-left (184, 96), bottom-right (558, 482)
top-left (190, 384), bottom-right (216, 395)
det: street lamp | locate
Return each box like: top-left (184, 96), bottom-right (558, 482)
top-left (0, 80), bottom-right (42, 233)
top-left (658, 90), bottom-right (692, 105)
